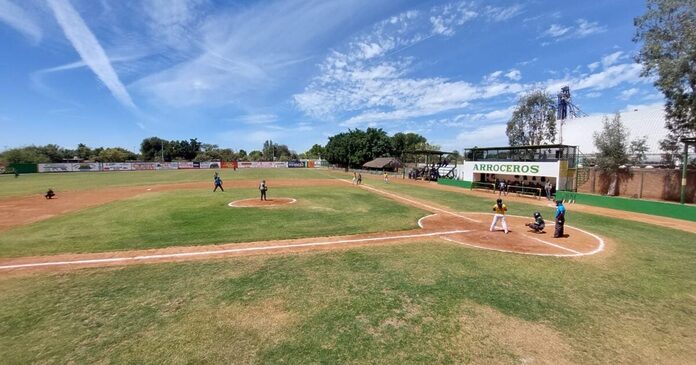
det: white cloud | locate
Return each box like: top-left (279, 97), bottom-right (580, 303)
top-left (619, 88), bottom-right (639, 100)
top-left (575, 19), bottom-right (606, 37)
top-left (0, 0), bottom-right (42, 43)
top-left (543, 24), bottom-right (570, 38)
top-left (541, 18), bottom-right (606, 41)
top-left (47, 0), bottom-right (136, 109)
top-left (587, 61), bottom-right (600, 71)
top-left (504, 69), bottom-right (521, 81)
top-left (453, 123), bottom-right (508, 149)
top-left (601, 51), bottom-right (623, 68)
top-left (134, 0), bottom-right (373, 107)
top-left (620, 102), bottom-right (664, 113)
top-left (485, 4), bottom-right (524, 22)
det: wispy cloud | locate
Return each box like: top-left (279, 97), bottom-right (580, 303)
top-left (0, 0), bottom-right (42, 43)
top-left (541, 18), bottom-right (606, 42)
top-left (133, 0), bottom-right (375, 107)
top-left (485, 4), bottom-right (524, 22)
top-left (47, 0), bottom-right (136, 109)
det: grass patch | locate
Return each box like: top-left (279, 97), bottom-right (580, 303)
top-left (1, 232), bottom-right (694, 363)
top-left (0, 168), bottom-right (330, 198)
top-left (0, 186), bottom-right (426, 257)
top-left (1, 176), bottom-right (694, 363)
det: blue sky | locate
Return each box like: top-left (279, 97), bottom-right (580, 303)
top-left (0, 0), bottom-right (663, 153)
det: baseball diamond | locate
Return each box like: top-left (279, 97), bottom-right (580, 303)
top-left (2, 2), bottom-right (696, 363)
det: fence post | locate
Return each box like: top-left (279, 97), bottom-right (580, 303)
top-left (681, 142), bottom-right (688, 204)
top-left (639, 170), bottom-right (644, 199)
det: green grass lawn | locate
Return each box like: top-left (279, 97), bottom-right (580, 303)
top-left (0, 186), bottom-right (426, 258)
top-left (1, 175), bottom-right (694, 363)
top-left (0, 168), bottom-right (330, 198)
top-left (1, 226), bottom-right (694, 364)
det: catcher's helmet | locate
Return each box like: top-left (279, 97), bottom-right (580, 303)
top-left (496, 198), bottom-right (502, 204)
top-left (533, 212), bottom-right (541, 218)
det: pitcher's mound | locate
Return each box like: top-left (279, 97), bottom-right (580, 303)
top-left (228, 198), bottom-right (297, 208)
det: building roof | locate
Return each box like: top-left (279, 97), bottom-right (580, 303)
top-left (363, 157), bottom-right (402, 169)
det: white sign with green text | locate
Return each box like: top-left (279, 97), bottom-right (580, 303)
top-left (457, 161), bottom-right (560, 181)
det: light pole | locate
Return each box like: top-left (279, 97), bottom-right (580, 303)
top-left (680, 137), bottom-right (695, 204)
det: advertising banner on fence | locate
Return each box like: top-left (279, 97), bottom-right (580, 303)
top-left (38, 163), bottom-right (74, 173)
top-left (193, 161), bottom-right (200, 169)
top-left (132, 162), bottom-right (157, 170)
top-left (238, 161), bottom-right (253, 168)
top-left (199, 161), bottom-right (221, 169)
top-left (178, 161), bottom-right (194, 169)
top-left (72, 163), bottom-right (100, 172)
top-left (288, 161), bottom-right (304, 168)
top-left (221, 161), bottom-right (238, 169)
top-left (102, 162), bottom-right (133, 171)
top-left (254, 161), bottom-right (288, 168)
top-left (157, 162), bottom-right (179, 170)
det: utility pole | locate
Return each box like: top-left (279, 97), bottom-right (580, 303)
top-left (161, 140), bottom-right (164, 162)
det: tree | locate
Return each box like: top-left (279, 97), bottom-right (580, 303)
top-left (506, 90), bottom-right (557, 146)
top-left (634, 0), bottom-right (696, 165)
top-left (96, 148), bottom-right (137, 162)
top-left (238, 149), bottom-right (247, 161)
top-left (248, 150), bottom-right (263, 161)
top-left (262, 140), bottom-right (276, 160)
top-left (629, 136), bottom-right (649, 165)
top-left (303, 144), bottom-right (325, 159)
top-left (593, 114), bottom-right (631, 196)
top-left (140, 137), bottom-right (168, 161)
top-left (391, 132), bottom-right (426, 157)
top-left (324, 128), bottom-right (393, 168)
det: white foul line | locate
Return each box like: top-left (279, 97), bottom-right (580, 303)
top-left (0, 229), bottom-right (470, 270)
top-left (528, 236), bottom-right (581, 254)
top-left (339, 179), bottom-right (481, 223)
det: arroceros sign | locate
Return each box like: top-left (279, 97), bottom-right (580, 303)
top-left (473, 163), bottom-right (540, 174)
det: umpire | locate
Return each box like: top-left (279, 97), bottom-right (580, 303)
top-left (554, 200), bottom-right (566, 238)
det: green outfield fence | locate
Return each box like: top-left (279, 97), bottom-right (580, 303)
top-left (8, 163), bottom-right (38, 174)
top-left (556, 191), bottom-right (696, 222)
top-left (437, 179), bottom-right (472, 189)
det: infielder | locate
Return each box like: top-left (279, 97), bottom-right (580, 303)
top-left (213, 175), bottom-right (224, 192)
top-left (490, 198), bottom-right (509, 234)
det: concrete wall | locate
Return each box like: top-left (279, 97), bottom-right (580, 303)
top-left (578, 167), bottom-right (696, 203)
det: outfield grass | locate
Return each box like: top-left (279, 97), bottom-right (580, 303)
top-left (1, 222), bottom-right (694, 363)
top-left (1, 173), bottom-right (694, 363)
top-left (0, 186), bottom-right (426, 258)
top-left (0, 168), bottom-right (330, 198)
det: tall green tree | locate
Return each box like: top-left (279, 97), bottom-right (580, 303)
top-left (593, 114), bottom-right (631, 196)
top-left (634, 0), bottom-right (696, 165)
top-left (506, 90), bottom-right (557, 146)
top-left (303, 144), bottom-right (326, 159)
top-left (391, 132), bottom-right (426, 157)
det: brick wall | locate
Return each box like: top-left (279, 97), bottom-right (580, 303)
top-left (578, 167), bottom-right (696, 203)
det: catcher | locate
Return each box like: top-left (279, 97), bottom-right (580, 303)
top-left (525, 212), bottom-right (545, 233)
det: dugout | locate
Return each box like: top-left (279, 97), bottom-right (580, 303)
top-left (401, 150), bottom-right (458, 181)
top-left (458, 145), bottom-right (578, 198)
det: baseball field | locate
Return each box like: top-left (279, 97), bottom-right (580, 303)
top-left (0, 168), bottom-right (694, 364)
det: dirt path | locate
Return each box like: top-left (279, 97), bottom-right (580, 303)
top-left (333, 171), bottom-right (696, 234)
top-left (0, 179), bottom-right (343, 231)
